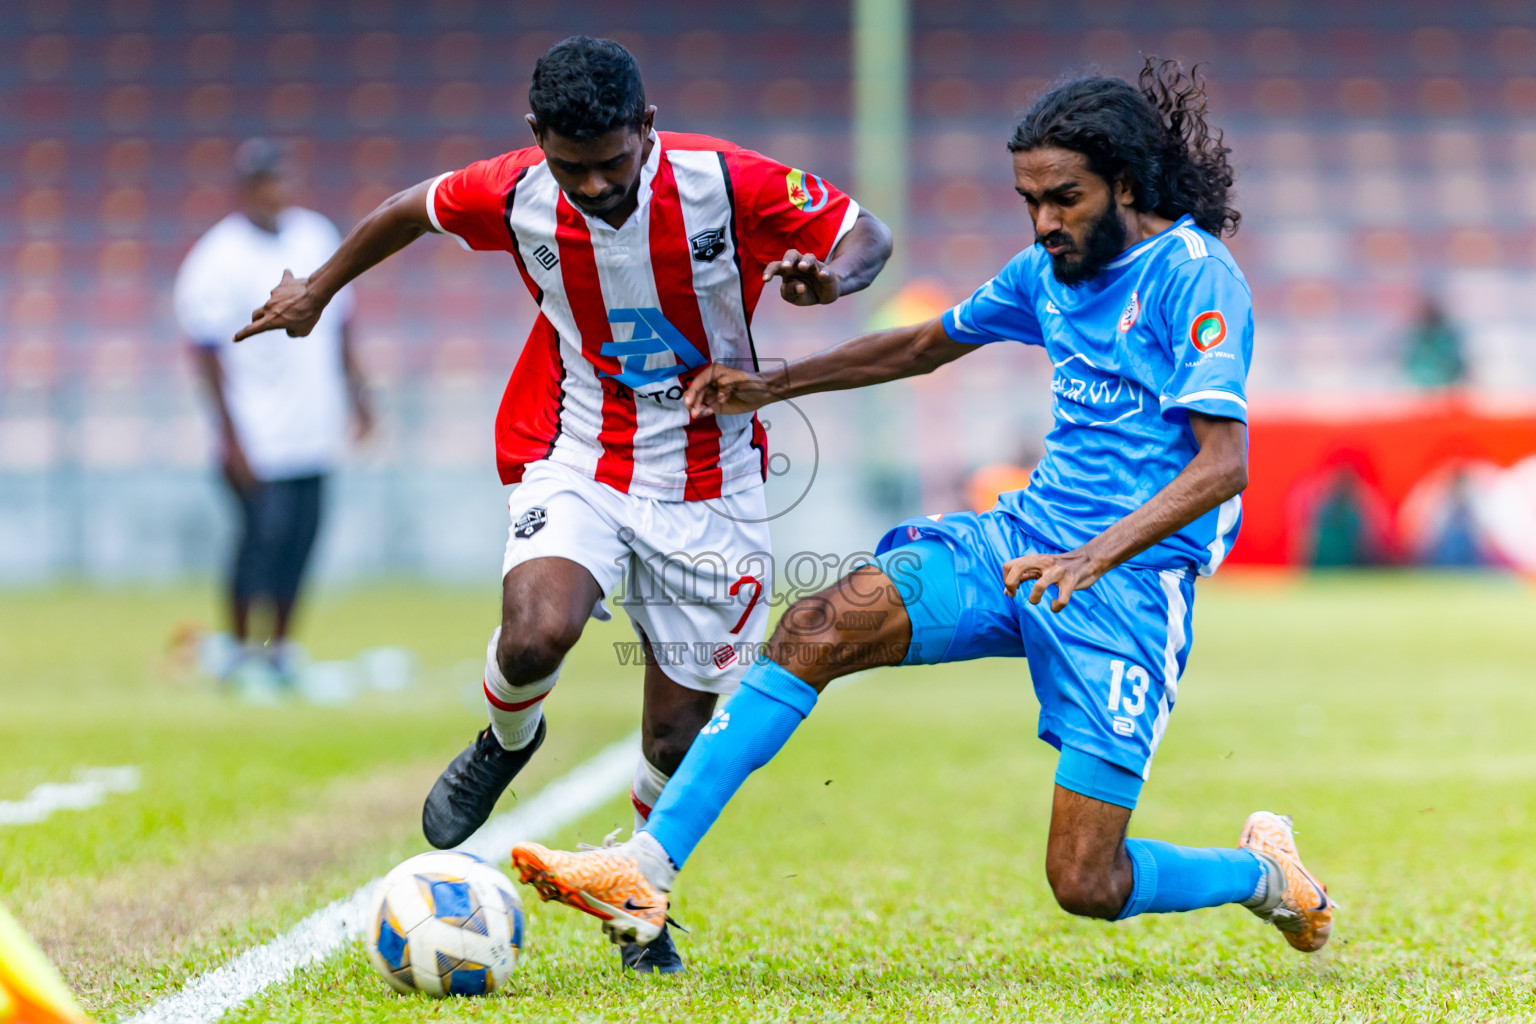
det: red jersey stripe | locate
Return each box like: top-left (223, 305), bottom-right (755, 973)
top-left (555, 193), bottom-right (637, 492)
top-left (494, 313), bottom-right (565, 481)
top-left (649, 155), bottom-right (724, 500)
top-left (494, 169), bottom-right (565, 480)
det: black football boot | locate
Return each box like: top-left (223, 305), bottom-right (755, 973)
top-left (421, 718), bottom-right (546, 849)
top-left (619, 925), bottom-right (684, 975)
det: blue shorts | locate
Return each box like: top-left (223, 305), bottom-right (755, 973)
top-left (871, 510), bottom-right (1196, 809)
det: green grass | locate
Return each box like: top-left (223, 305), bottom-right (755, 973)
top-left (7, 574), bottom-right (1536, 1022)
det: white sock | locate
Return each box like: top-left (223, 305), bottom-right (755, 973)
top-left (621, 831), bottom-right (678, 893)
top-left (482, 627), bottom-right (559, 751)
top-left (1243, 852), bottom-right (1283, 912)
top-left (630, 755), bottom-right (670, 833)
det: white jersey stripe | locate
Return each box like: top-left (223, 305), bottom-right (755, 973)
top-left (668, 150), bottom-right (764, 492)
top-left (507, 165), bottom-right (603, 478)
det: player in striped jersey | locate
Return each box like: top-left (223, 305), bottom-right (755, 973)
top-left (236, 36), bottom-right (892, 972)
top-left (512, 62), bottom-right (1334, 960)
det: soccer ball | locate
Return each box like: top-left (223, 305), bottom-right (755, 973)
top-left (365, 850), bottom-right (525, 997)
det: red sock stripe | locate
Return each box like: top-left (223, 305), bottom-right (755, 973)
top-left (483, 678), bottom-right (551, 713)
top-left (630, 789), bottom-right (654, 822)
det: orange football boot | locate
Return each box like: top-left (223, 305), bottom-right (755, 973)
top-left (1238, 811), bottom-right (1334, 952)
top-left (511, 841), bottom-right (668, 945)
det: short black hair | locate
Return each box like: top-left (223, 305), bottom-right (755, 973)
top-left (528, 36), bottom-right (647, 139)
top-left (1009, 60), bottom-right (1239, 237)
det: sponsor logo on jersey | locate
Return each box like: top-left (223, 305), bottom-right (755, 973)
top-left (1050, 353), bottom-right (1145, 427)
top-left (689, 225), bottom-right (728, 262)
top-left (786, 168), bottom-right (829, 213)
top-left (514, 506), bottom-right (547, 538)
top-left (530, 243), bottom-right (558, 270)
top-left (602, 307), bottom-right (708, 389)
top-left (1190, 310), bottom-right (1227, 351)
top-left (1118, 290), bottom-right (1140, 332)
top-left (712, 643), bottom-right (738, 670)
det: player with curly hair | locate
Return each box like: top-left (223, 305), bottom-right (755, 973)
top-left (512, 60), bottom-right (1335, 956)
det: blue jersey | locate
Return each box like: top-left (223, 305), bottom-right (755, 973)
top-left (941, 214), bottom-right (1252, 575)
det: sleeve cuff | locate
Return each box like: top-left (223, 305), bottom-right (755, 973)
top-left (1162, 389), bottom-right (1249, 420)
top-left (425, 171), bottom-right (472, 251)
top-left (825, 199), bottom-right (861, 259)
top-left (941, 303), bottom-right (1004, 346)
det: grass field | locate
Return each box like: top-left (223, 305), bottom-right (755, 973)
top-left (5, 573), bottom-right (1536, 1023)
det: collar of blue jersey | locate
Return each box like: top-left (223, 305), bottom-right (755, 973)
top-left (1103, 213), bottom-right (1196, 270)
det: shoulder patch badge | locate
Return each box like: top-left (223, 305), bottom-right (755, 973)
top-left (690, 226), bottom-right (728, 263)
top-left (785, 168), bottom-right (828, 213)
top-left (514, 506), bottom-right (548, 539)
top-left (1190, 310), bottom-right (1227, 351)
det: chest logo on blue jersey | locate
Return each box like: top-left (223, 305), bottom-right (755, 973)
top-left (1051, 353), bottom-right (1144, 427)
top-left (1118, 291), bottom-right (1140, 333)
top-left (601, 307), bottom-right (707, 389)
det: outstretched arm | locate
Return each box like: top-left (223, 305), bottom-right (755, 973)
top-left (766, 208), bottom-right (893, 306)
top-left (684, 315), bottom-right (976, 418)
top-left (233, 179), bottom-right (435, 342)
top-left (1003, 413), bottom-right (1248, 611)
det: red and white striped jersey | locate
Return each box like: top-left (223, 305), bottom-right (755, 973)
top-left (427, 131), bottom-right (860, 501)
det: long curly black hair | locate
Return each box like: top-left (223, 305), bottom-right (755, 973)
top-left (1008, 59), bottom-right (1239, 237)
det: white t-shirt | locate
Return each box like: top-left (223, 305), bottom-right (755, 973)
top-left (174, 208), bottom-right (354, 481)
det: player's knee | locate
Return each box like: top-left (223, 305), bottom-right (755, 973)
top-left (1046, 864), bottom-right (1124, 921)
top-left (764, 591), bottom-right (875, 681)
top-left (495, 621), bottom-right (578, 684)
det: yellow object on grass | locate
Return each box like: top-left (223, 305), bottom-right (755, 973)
top-left (0, 903), bottom-right (89, 1024)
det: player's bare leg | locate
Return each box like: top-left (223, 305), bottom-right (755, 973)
top-left (513, 567), bottom-right (913, 942)
top-left (763, 565), bottom-right (913, 689)
top-left (1045, 787), bottom-right (1136, 919)
top-left (1046, 782), bottom-right (1331, 951)
top-left (423, 557), bottom-right (601, 848)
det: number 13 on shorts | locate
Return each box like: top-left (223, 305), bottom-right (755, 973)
top-left (1106, 659), bottom-right (1150, 736)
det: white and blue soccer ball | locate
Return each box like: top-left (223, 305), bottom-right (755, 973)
top-left (365, 850), bottom-right (525, 997)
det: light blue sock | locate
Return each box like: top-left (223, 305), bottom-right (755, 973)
top-left (643, 658), bottom-right (818, 869)
top-left (1117, 839), bottom-right (1264, 919)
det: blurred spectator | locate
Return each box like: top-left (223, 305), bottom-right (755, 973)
top-left (1308, 465), bottom-right (1391, 567)
top-left (1402, 297), bottom-right (1466, 390)
top-left (172, 139), bottom-right (373, 685)
top-left (1420, 471), bottom-right (1492, 567)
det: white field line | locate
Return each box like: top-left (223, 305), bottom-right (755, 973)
top-left (0, 766), bottom-right (141, 826)
top-left (123, 732), bottom-right (639, 1024)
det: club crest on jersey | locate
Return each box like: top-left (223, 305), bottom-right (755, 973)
top-left (1190, 310), bottom-right (1227, 351)
top-left (786, 168), bottom-right (829, 213)
top-left (690, 226), bottom-right (728, 263)
top-left (601, 307), bottom-right (708, 389)
top-left (514, 506), bottom-right (547, 539)
top-left (1118, 291), bottom-right (1140, 333)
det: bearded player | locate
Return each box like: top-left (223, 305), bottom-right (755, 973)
top-left (236, 36), bottom-right (891, 972)
top-left (512, 62), bottom-right (1335, 956)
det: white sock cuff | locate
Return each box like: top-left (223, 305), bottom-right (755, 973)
top-left (483, 626), bottom-right (560, 701)
top-left (630, 755), bottom-right (670, 830)
top-left (624, 831), bottom-right (678, 893)
top-left (483, 627), bottom-right (558, 751)
top-left (631, 755), bottom-right (670, 806)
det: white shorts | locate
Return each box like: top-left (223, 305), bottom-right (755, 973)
top-left (502, 460), bottom-right (773, 694)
